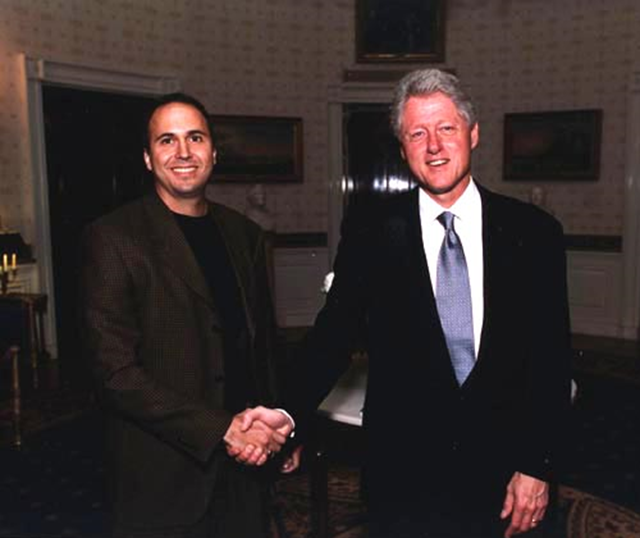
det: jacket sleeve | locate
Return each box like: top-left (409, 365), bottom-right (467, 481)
top-left (279, 214), bottom-right (372, 437)
top-left (516, 214), bottom-right (573, 482)
top-left (79, 222), bottom-right (232, 464)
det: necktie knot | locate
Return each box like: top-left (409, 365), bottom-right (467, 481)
top-left (437, 211), bottom-right (455, 232)
top-left (438, 212), bottom-right (458, 246)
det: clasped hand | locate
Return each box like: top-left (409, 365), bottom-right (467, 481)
top-left (223, 406), bottom-right (294, 467)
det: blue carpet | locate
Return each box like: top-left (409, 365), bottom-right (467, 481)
top-left (0, 413), bottom-right (109, 537)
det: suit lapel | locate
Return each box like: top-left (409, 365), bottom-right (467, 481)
top-left (142, 194), bottom-right (218, 313)
top-left (477, 186), bottom-right (515, 365)
top-left (402, 190), bottom-right (439, 314)
top-left (389, 190), bottom-right (457, 384)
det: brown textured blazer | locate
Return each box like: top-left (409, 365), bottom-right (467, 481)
top-left (79, 193), bottom-right (278, 528)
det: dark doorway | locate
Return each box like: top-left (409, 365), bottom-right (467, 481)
top-left (42, 85), bottom-right (156, 375)
top-left (342, 103), bottom-right (416, 226)
top-left (339, 104), bottom-right (416, 348)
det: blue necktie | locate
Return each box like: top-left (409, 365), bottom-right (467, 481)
top-left (436, 212), bottom-right (475, 385)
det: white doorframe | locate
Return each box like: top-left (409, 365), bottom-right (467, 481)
top-left (326, 82), bottom-right (396, 263)
top-left (22, 55), bottom-right (179, 357)
top-left (620, 71), bottom-right (640, 339)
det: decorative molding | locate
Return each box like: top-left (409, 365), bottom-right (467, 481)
top-left (565, 235), bottom-right (622, 253)
top-left (274, 232), bottom-right (328, 248)
top-left (343, 69), bottom-right (412, 83)
top-left (328, 82), bottom-right (396, 105)
top-left (24, 57), bottom-right (179, 95)
top-left (343, 67), bottom-right (456, 84)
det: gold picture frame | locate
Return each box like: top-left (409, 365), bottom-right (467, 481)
top-left (356, 0), bottom-right (446, 63)
top-left (210, 115), bottom-right (303, 183)
top-left (503, 110), bottom-right (602, 182)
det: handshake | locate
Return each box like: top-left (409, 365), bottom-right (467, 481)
top-left (223, 406), bottom-right (300, 471)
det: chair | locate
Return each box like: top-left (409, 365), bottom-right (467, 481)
top-left (0, 293), bottom-right (48, 389)
top-left (0, 345), bottom-right (22, 447)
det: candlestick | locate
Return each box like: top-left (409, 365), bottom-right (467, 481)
top-left (0, 253), bottom-right (18, 294)
top-left (0, 265), bottom-right (6, 294)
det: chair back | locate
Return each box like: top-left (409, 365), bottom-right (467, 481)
top-left (1, 345), bottom-right (22, 447)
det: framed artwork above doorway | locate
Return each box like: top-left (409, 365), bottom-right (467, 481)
top-left (355, 0), bottom-right (446, 63)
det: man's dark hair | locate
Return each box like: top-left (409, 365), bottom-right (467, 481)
top-left (142, 92), bottom-right (214, 151)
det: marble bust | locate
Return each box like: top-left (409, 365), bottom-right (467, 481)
top-left (245, 184), bottom-right (275, 232)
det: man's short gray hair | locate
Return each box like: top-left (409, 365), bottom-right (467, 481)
top-left (390, 69), bottom-right (477, 139)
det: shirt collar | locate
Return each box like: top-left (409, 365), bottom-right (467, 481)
top-left (418, 177), bottom-right (481, 224)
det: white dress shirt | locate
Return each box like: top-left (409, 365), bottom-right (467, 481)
top-left (419, 179), bottom-right (484, 358)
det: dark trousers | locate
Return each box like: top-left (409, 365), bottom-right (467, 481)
top-left (369, 509), bottom-right (506, 538)
top-left (112, 458), bottom-right (270, 538)
top-left (366, 484), bottom-right (509, 538)
top-left (367, 494), bottom-right (557, 538)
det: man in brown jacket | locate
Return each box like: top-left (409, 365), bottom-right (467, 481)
top-left (80, 93), bottom-right (292, 538)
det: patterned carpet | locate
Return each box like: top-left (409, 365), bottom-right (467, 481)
top-left (272, 465), bottom-right (367, 538)
top-left (558, 485), bottom-right (640, 538)
top-left (0, 346), bottom-right (639, 538)
top-left (269, 344), bottom-right (640, 538)
top-left (271, 466), bottom-right (640, 538)
top-left (567, 345), bottom-right (640, 516)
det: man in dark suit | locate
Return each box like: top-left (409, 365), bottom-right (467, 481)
top-left (80, 93), bottom-right (292, 538)
top-left (241, 69), bottom-right (572, 537)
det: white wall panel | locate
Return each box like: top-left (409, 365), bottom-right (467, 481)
top-left (567, 251), bottom-right (623, 337)
top-left (273, 247), bottom-right (329, 328)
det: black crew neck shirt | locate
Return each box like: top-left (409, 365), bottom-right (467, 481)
top-left (173, 211), bottom-right (251, 412)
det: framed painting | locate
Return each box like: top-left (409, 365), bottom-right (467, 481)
top-left (209, 115), bottom-right (303, 183)
top-left (503, 110), bottom-right (602, 181)
top-left (356, 0), bottom-right (446, 63)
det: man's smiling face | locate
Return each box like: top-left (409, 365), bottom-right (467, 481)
top-left (144, 102), bottom-right (215, 211)
top-left (399, 92), bottom-right (479, 208)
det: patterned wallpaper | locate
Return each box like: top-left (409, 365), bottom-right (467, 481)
top-left (446, 0), bottom-right (638, 236)
top-left (0, 0), bottom-right (639, 246)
